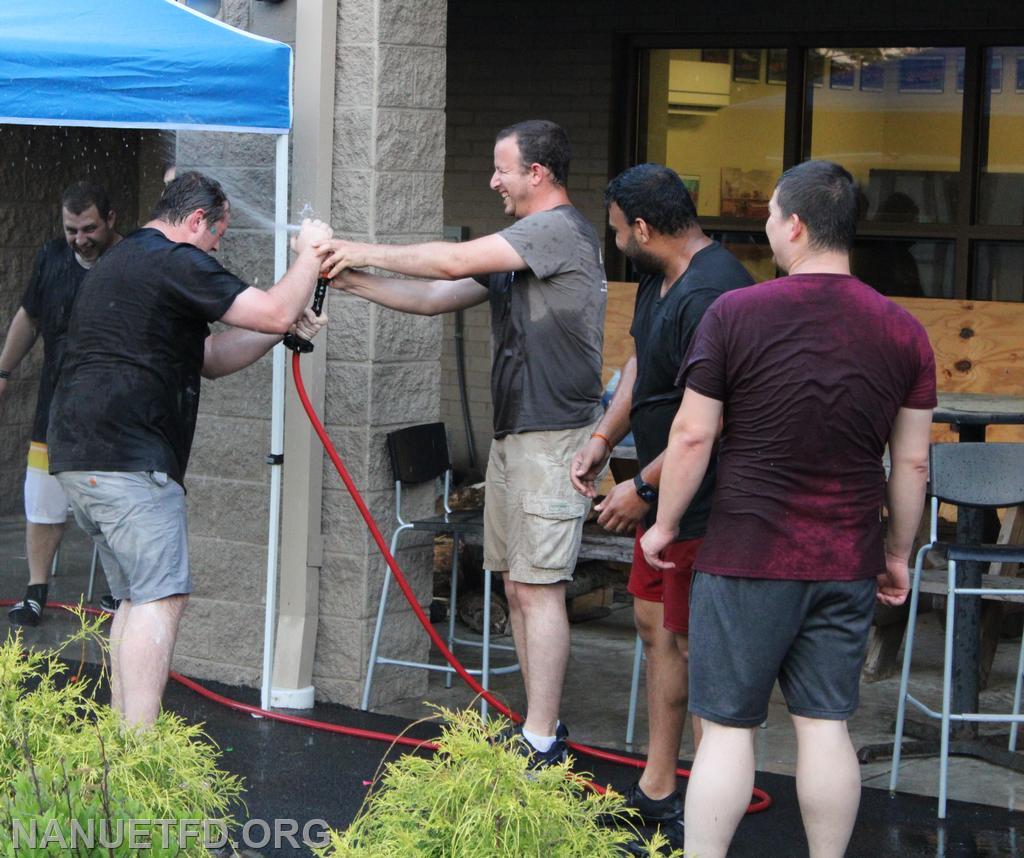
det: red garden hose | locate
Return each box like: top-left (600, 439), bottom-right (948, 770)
top-left (1, 349), bottom-right (772, 815)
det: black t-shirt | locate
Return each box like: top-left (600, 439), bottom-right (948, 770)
top-left (21, 240), bottom-right (90, 442)
top-left (47, 228), bottom-right (248, 485)
top-left (629, 241), bottom-right (754, 539)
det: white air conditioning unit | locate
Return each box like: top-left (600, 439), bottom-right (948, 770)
top-left (668, 60), bottom-right (731, 115)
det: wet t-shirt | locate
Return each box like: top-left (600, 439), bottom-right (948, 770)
top-left (48, 228), bottom-right (248, 486)
top-left (20, 240), bottom-right (90, 442)
top-left (482, 205), bottom-right (606, 438)
top-left (680, 274), bottom-right (937, 581)
top-left (630, 243), bottom-right (754, 539)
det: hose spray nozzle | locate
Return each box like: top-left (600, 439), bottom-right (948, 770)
top-left (283, 276), bottom-right (329, 354)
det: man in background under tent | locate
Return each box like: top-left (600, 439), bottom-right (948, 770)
top-left (48, 172), bottom-right (331, 727)
top-left (2, 181), bottom-right (122, 627)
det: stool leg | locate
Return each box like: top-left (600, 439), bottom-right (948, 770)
top-left (938, 560), bottom-right (957, 819)
top-left (446, 538), bottom-right (459, 689)
top-left (625, 634), bottom-right (643, 748)
top-left (361, 529), bottom-right (404, 711)
top-left (481, 569), bottom-right (492, 723)
top-left (890, 543), bottom-right (929, 795)
top-left (1011, 621), bottom-right (1024, 752)
top-left (50, 544), bottom-right (60, 578)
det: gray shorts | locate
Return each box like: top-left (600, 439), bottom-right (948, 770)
top-left (57, 471), bottom-right (191, 605)
top-left (688, 571), bottom-right (877, 727)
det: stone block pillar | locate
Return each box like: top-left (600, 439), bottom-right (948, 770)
top-left (310, 0), bottom-right (448, 705)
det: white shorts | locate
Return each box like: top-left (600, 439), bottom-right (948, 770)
top-left (24, 442), bottom-right (69, 524)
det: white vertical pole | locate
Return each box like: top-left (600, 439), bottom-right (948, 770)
top-left (261, 132), bottom-right (290, 712)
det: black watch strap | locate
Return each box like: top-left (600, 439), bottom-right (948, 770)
top-left (633, 473), bottom-right (657, 503)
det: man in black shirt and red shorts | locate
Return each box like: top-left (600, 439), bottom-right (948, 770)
top-left (1, 181), bottom-right (122, 627)
top-left (572, 164), bottom-right (753, 850)
top-left (48, 172), bottom-right (332, 727)
top-left (642, 160), bottom-right (936, 858)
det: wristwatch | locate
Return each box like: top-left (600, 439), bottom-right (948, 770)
top-left (633, 473), bottom-right (657, 503)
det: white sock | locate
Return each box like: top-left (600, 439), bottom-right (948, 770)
top-left (522, 726), bottom-right (556, 753)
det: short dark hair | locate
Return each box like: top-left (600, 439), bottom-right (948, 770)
top-left (61, 181), bottom-right (112, 220)
top-left (774, 160), bottom-right (858, 252)
top-left (495, 120), bottom-right (571, 187)
top-left (605, 164), bottom-right (698, 235)
top-left (151, 171), bottom-right (229, 226)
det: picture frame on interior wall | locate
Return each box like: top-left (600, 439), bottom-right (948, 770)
top-left (956, 55), bottom-right (964, 93)
top-left (989, 53), bottom-right (1003, 94)
top-left (829, 59), bottom-right (856, 90)
top-left (860, 60), bottom-right (884, 92)
top-left (898, 55), bottom-right (945, 93)
top-left (680, 174), bottom-right (700, 210)
top-left (701, 48), bottom-right (730, 65)
top-left (1016, 56), bottom-right (1024, 93)
top-left (733, 49), bottom-right (761, 83)
top-left (767, 49), bottom-right (787, 85)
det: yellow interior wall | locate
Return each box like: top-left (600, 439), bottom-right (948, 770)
top-left (651, 48), bottom-right (1024, 214)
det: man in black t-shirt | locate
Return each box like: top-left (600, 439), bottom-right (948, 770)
top-left (1, 181), bottom-right (122, 627)
top-left (571, 164), bottom-right (753, 850)
top-left (47, 172), bottom-right (332, 728)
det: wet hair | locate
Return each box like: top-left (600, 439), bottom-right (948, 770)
top-left (495, 120), bottom-right (571, 187)
top-left (605, 164), bottom-right (698, 235)
top-left (151, 170), bottom-right (229, 226)
top-left (61, 181), bottom-right (112, 220)
top-left (774, 160), bottom-right (858, 252)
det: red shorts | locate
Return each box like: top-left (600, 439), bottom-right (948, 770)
top-left (627, 525), bottom-right (702, 635)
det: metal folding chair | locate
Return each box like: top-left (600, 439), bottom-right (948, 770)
top-left (360, 422), bottom-right (518, 719)
top-left (890, 442), bottom-right (1024, 817)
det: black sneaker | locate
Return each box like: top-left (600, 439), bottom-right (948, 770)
top-left (98, 593), bottom-right (122, 614)
top-left (622, 781), bottom-right (683, 852)
top-left (495, 722), bottom-right (570, 769)
top-left (8, 584), bottom-right (47, 627)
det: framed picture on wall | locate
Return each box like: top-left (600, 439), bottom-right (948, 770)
top-left (767, 49), bottom-right (788, 85)
top-left (989, 53), bottom-right (1003, 93)
top-left (956, 55), bottom-right (965, 93)
top-left (733, 49), bottom-right (762, 83)
top-left (860, 61), bottom-right (884, 92)
top-left (1017, 56), bottom-right (1024, 93)
top-left (829, 59), bottom-right (856, 90)
top-left (701, 48), bottom-right (730, 65)
top-left (680, 174), bottom-right (701, 210)
top-left (898, 55), bottom-right (945, 93)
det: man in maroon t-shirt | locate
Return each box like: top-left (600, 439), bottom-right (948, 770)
top-left (641, 160), bottom-right (936, 858)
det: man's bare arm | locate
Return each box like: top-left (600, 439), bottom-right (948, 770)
top-left (0, 308), bottom-right (40, 401)
top-left (319, 233), bottom-right (526, 281)
top-left (333, 269), bottom-right (490, 316)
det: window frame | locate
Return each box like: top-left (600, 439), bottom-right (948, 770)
top-left (616, 30), bottom-right (1024, 299)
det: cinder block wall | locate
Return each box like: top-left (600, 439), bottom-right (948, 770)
top-left (0, 127), bottom-right (146, 516)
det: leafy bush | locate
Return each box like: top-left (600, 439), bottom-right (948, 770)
top-left (315, 706), bottom-right (679, 857)
top-left (0, 610), bottom-right (244, 856)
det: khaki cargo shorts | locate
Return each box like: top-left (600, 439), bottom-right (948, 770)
top-left (483, 424), bottom-right (595, 584)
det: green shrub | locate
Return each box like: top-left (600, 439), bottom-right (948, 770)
top-left (315, 706), bottom-right (681, 857)
top-left (0, 609), bottom-right (244, 856)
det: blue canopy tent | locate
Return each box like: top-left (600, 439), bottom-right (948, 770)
top-left (1, 0), bottom-right (295, 710)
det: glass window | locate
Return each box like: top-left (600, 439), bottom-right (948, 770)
top-left (712, 232), bottom-right (776, 282)
top-left (978, 47), bottom-right (1024, 226)
top-left (974, 242), bottom-right (1024, 301)
top-left (644, 48), bottom-right (787, 220)
top-left (806, 48), bottom-right (965, 224)
top-left (852, 238), bottom-right (955, 298)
